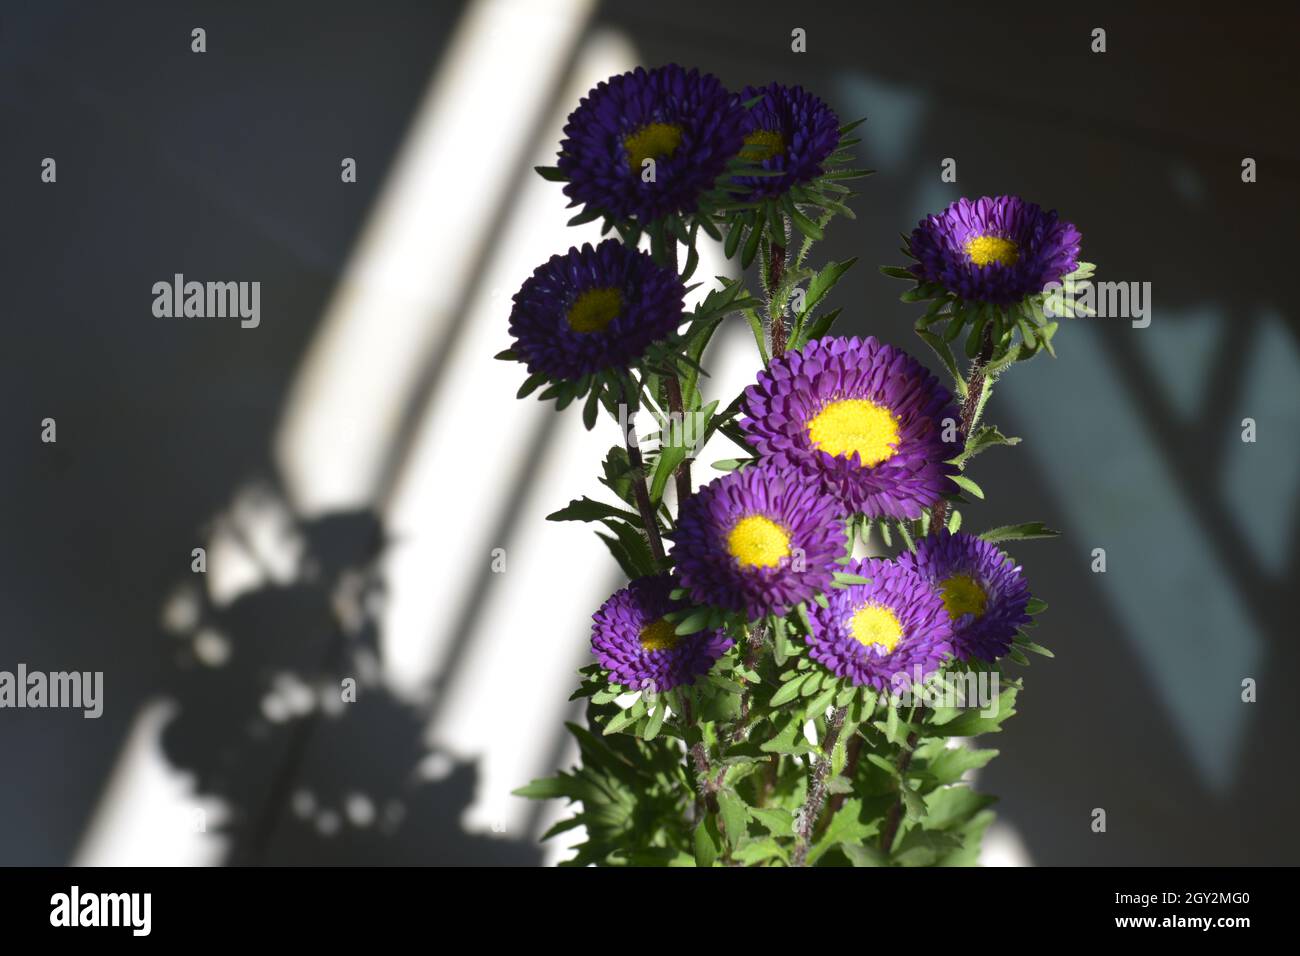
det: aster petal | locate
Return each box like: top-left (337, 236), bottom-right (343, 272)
top-left (590, 575), bottom-right (733, 693)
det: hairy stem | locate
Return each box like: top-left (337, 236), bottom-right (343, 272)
top-left (766, 237), bottom-right (788, 359)
top-left (931, 324), bottom-right (995, 533)
top-left (878, 730), bottom-right (920, 854)
top-left (679, 695), bottom-right (718, 820)
top-left (621, 386), bottom-right (665, 563)
top-left (664, 376), bottom-right (693, 505)
top-left (824, 733), bottom-right (863, 822)
top-left (791, 705), bottom-right (847, 866)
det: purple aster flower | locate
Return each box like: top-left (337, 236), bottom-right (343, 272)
top-left (507, 238), bottom-right (685, 381)
top-left (740, 336), bottom-right (959, 520)
top-left (671, 464), bottom-right (845, 619)
top-left (590, 575), bottom-right (733, 693)
top-left (805, 557), bottom-right (953, 691)
top-left (557, 65), bottom-right (748, 223)
top-left (733, 83), bottom-right (840, 200)
top-left (908, 196), bottom-right (1081, 306)
top-left (897, 531), bottom-right (1032, 663)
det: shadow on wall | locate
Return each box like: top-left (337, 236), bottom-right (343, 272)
top-left (155, 483), bottom-right (539, 866)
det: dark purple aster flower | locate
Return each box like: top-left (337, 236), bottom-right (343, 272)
top-left (908, 196), bottom-right (1081, 306)
top-left (507, 238), bottom-right (685, 381)
top-left (896, 531), bottom-right (1032, 663)
top-left (590, 575), bottom-right (733, 693)
top-left (671, 464), bottom-right (845, 619)
top-left (732, 83), bottom-right (840, 200)
top-left (740, 336), bottom-right (959, 520)
top-left (806, 557), bottom-right (953, 691)
top-left (557, 65), bottom-right (748, 223)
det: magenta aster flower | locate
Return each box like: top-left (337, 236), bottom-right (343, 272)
top-left (507, 238), bottom-right (685, 382)
top-left (907, 196), bottom-right (1081, 306)
top-left (896, 531), bottom-right (1032, 663)
top-left (557, 65), bottom-right (747, 223)
top-left (805, 557), bottom-right (953, 691)
top-left (733, 83), bottom-right (840, 200)
top-left (671, 464), bottom-right (845, 619)
top-left (590, 575), bottom-right (733, 693)
top-left (740, 336), bottom-right (959, 519)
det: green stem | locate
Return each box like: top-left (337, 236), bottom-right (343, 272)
top-left (790, 705), bottom-right (847, 866)
top-left (621, 382), bottom-right (666, 563)
top-left (931, 324), bottom-right (995, 533)
top-left (765, 233), bottom-right (788, 359)
top-left (878, 730), bottom-right (920, 854)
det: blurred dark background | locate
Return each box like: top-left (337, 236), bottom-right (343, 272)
top-left (2, 0), bottom-right (1296, 865)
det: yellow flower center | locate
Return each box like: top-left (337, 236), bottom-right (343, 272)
top-left (726, 514), bottom-right (791, 568)
top-left (623, 122), bottom-right (683, 173)
top-left (638, 617), bottom-right (680, 652)
top-left (964, 235), bottom-right (1019, 268)
top-left (849, 603), bottom-right (904, 653)
top-left (742, 129), bottom-right (786, 162)
top-left (565, 287), bottom-right (622, 334)
top-left (939, 573), bottom-right (987, 619)
top-left (807, 399), bottom-right (901, 467)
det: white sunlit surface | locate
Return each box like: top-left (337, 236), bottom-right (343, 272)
top-left (276, 0), bottom-right (597, 513)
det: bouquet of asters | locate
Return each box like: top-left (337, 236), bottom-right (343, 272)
top-left (504, 65), bottom-right (1093, 866)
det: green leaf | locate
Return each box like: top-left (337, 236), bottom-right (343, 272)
top-left (950, 475), bottom-right (984, 500)
top-left (769, 675), bottom-right (806, 708)
top-left (891, 827), bottom-right (963, 866)
top-left (742, 308), bottom-right (770, 365)
top-left (807, 798), bottom-right (880, 865)
top-left (865, 753), bottom-right (900, 778)
top-left (717, 790), bottom-right (750, 846)
top-left (922, 786), bottom-right (996, 831)
top-left (917, 743), bottom-right (999, 785)
top-left (599, 518), bottom-right (657, 578)
top-left (978, 522), bottom-right (1060, 543)
top-left (731, 837), bottom-right (787, 865)
top-left (879, 265), bottom-right (915, 280)
top-left (748, 807), bottom-right (796, 837)
top-left (641, 698), bottom-right (667, 740)
top-left (533, 165), bottom-right (566, 182)
top-left (789, 206), bottom-right (824, 241)
top-left (804, 684), bottom-right (837, 720)
top-left (928, 684), bottom-right (1019, 737)
top-left (957, 425), bottom-right (1021, 462)
top-left (1025, 597), bottom-right (1049, 615)
top-left (694, 815), bottom-right (723, 867)
top-left (741, 216), bottom-right (764, 268)
top-left (800, 258), bottom-right (858, 320)
top-left (832, 571), bottom-right (872, 587)
top-left (516, 372), bottom-right (548, 399)
top-left (759, 716), bottom-right (814, 756)
top-left (602, 705), bottom-right (639, 736)
top-left (512, 776), bottom-right (573, 800)
top-left (582, 386), bottom-right (601, 430)
top-left (792, 306), bottom-right (842, 348)
top-left (648, 444), bottom-right (688, 503)
top-left (915, 329), bottom-right (965, 395)
top-left (674, 606), bottom-right (714, 636)
top-left (841, 842), bottom-right (889, 867)
top-left (547, 496), bottom-right (640, 524)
